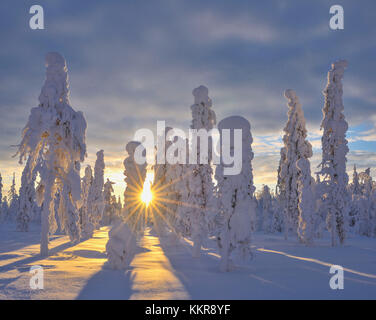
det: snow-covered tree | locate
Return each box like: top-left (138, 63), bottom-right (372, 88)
top-left (215, 116), bottom-right (256, 272)
top-left (259, 185), bottom-right (274, 233)
top-left (123, 141), bottom-right (147, 233)
top-left (7, 173), bottom-right (19, 222)
top-left (296, 158), bottom-right (316, 245)
top-left (17, 157), bottom-right (38, 231)
top-left (116, 196), bottom-right (123, 219)
top-left (279, 90), bottom-right (313, 240)
top-left (271, 195), bottom-right (284, 233)
top-left (88, 150), bottom-right (105, 230)
top-left (80, 165), bottom-right (93, 238)
top-left (317, 60), bottom-right (349, 246)
top-left (348, 165), bottom-right (361, 231)
top-left (313, 175), bottom-right (326, 238)
top-left (102, 178), bottom-right (117, 225)
top-left (186, 85), bottom-right (216, 257)
top-left (167, 138), bottom-right (193, 238)
top-left (17, 52), bottom-right (87, 255)
top-left (351, 165), bottom-right (361, 195)
top-left (276, 147), bottom-right (288, 237)
top-left (152, 127), bottom-right (175, 235)
top-left (357, 168), bottom-right (374, 236)
top-left (1, 197), bottom-right (9, 222)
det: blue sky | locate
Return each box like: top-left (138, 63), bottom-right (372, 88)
top-left (1, 0), bottom-right (376, 197)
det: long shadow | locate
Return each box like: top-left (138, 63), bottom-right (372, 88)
top-left (158, 235), bottom-right (292, 299)
top-left (75, 242), bottom-right (147, 300)
top-left (76, 266), bottom-right (135, 300)
top-left (158, 236), bottom-right (223, 299)
top-left (0, 240), bottom-right (74, 273)
top-left (0, 276), bottom-right (22, 290)
top-left (0, 225), bottom-right (43, 254)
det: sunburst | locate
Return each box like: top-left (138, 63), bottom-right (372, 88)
top-left (123, 164), bottom-right (216, 235)
top-left (140, 172), bottom-right (154, 206)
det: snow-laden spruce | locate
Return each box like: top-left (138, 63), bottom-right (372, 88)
top-left (279, 89), bottom-right (313, 239)
top-left (348, 165), bottom-right (361, 232)
top-left (17, 52), bottom-right (87, 255)
top-left (215, 116), bottom-right (256, 272)
top-left (88, 150), bottom-right (105, 231)
top-left (185, 85), bottom-right (216, 258)
top-left (102, 178), bottom-right (117, 225)
top-left (106, 222), bottom-right (137, 269)
top-left (271, 194), bottom-right (284, 233)
top-left (169, 138), bottom-right (193, 238)
top-left (80, 165), bottom-right (93, 238)
top-left (259, 185), bottom-right (274, 233)
top-left (123, 141), bottom-right (147, 233)
top-left (7, 173), bottom-right (19, 222)
top-left (276, 147), bottom-right (287, 235)
top-left (317, 60), bottom-right (349, 246)
top-left (17, 157), bottom-right (38, 231)
top-left (296, 158), bottom-right (316, 245)
top-left (162, 134), bottom-right (182, 236)
top-left (152, 127), bottom-right (174, 235)
top-left (356, 168), bottom-right (375, 237)
top-left (1, 197), bottom-right (9, 222)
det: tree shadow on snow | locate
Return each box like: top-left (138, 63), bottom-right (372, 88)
top-left (72, 250), bottom-right (107, 259)
top-left (158, 236), bottom-right (293, 299)
top-left (0, 240), bottom-right (75, 273)
top-left (76, 266), bottom-right (135, 300)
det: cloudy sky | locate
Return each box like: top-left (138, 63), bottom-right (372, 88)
top-left (1, 0), bottom-right (376, 198)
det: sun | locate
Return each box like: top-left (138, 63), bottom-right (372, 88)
top-left (140, 172), bottom-right (154, 207)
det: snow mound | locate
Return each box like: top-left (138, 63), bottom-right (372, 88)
top-left (105, 222), bottom-right (137, 270)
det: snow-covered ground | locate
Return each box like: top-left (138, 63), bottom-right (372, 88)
top-left (0, 223), bottom-right (375, 299)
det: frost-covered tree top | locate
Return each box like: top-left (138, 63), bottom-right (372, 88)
top-left (104, 178), bottom-right (115, 200)
top-left (216, 115), bottom-right (255, 195)
top-left (8, 173), bottom-right (17, 201)
top-left (359, 168), bottom-right (373, 196)
top-left (39, 52), bottom-right (70, 107)
top-left (83, 165), bottom-right (93, 187)
top-left (124, 141), bottom-right (147, 190)
top-left (92, 150), bottom-right (105, 193)
top-left (320, 60), bottom-right (349, 183)
top-left (18, 52), bottom-right (87, 174)
top-left (283, 89), bottom-right (312, 160)
top-left (351, 165), bottom-right (361, 196)
top-left (191, 85), bottom-right (216, 130)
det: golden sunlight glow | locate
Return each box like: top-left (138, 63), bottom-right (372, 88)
top-left (140, 171), bottom-right (154, 207)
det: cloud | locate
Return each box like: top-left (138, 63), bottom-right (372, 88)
top-left (1, 0), bottom-right (376, 197)
top-left (187, 11), bottom-right (279, 44)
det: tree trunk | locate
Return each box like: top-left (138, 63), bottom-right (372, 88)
top-left (40, 176), bottom-right (54, 256)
